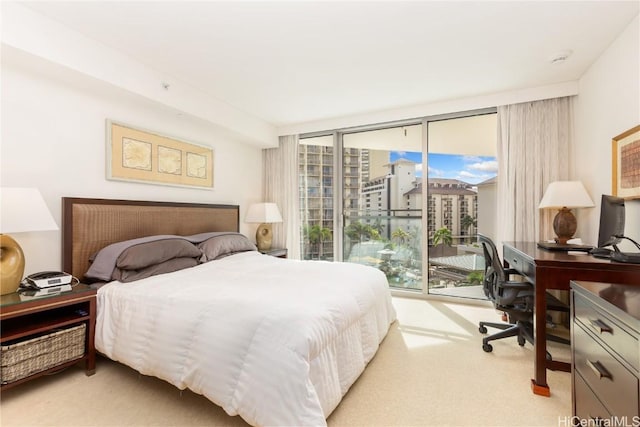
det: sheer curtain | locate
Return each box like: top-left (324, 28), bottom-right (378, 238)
top-left (263, 135), bottom-right (301, 259)
top-left (496, 97), bottom-right (573, 245)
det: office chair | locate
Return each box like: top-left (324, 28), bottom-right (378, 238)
top-left (477, 234), bottom-right (569, 354)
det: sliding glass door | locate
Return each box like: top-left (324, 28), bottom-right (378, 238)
top-left (425, 113), bottom-right (497, 300)
top-left (341, 125), bottom-right (424, 290)
top-left (299, 109), bottom-right (497, 300)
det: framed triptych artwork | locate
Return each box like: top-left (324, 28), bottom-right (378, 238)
top-left (107, 120), bottom-right (214, 189)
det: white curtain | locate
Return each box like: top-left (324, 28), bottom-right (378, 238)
top-left (263, 135), bottom-right (301, 259)
top-left (496, 97), bottom-right (573, 245)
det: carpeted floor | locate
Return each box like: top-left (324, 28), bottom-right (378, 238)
top-left (0, 297), bottom-right (572, 426)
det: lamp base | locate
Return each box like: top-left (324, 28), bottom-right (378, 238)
top-left (553, 207), bottom-right (577, 245)
top-left (256, 223), bottom-right (273, 252)
top-left (1, 234), bottom-right (25, 295)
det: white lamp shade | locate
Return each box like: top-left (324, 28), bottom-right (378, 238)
top-left (0, 187), bottom-right (59, 233)
top-left (245, 203), bottom-right (283, 223)
top-left (538, 181), bottom-right (595, 209)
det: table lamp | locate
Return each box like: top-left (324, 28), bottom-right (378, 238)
top-left (244, 202), bottom-right (283, 251)
top-left (538, 181), bottom-right (594, 244)
top-left (0, 187), bottom-right (59, 295)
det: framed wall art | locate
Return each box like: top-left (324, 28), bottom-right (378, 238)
top-left (612, 124), bottom-right (640, 200)
top-left (107, 120), bottom-right (214, 189)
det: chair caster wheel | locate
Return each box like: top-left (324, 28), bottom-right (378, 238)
top-left (479, 325), bottom-right (487, 334)
top-left (518, 336), bottom-right (526, 346)
top-left (482, 343), bottom-right (493, 353)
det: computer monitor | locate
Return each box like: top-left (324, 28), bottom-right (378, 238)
top-left (596, 194), bottom-right (625, 249)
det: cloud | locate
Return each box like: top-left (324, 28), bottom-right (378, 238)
top-left (428, 166), bottom-right (445, 177)
top-left (467, 160), bottom-right (498, 173)
top-left (456, 170), bottom-right (495, 184)
top-left (458, 170), bottom-right (478, 179)
top-left (462, 155), bottom-right (483, 162)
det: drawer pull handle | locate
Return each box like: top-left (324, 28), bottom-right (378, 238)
top-left (589, 319), bottom-right (613, 334)
top-left (586, 359), bottom-right (611, 380)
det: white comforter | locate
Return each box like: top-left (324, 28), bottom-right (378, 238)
top-left (95, 251), bottom-right (396, 426)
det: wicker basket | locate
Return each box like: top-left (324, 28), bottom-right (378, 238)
top-left (1, 324), bottom-right (86, 384)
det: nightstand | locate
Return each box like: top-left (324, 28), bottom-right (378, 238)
top-left (0, 284), bottom-right (97, 389)
top-left (260, 248), bottom-right (288, 258)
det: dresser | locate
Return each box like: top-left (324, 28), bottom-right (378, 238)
top-left (570, 281), bottom-right (640, 422)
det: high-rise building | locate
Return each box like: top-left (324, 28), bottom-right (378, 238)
top-left (299, 142), bottom-right (479, 258)
top-left (405, 178), bottom-right (478, 241)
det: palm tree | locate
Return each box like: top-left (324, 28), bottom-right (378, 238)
top-left (433, 227), bottom-right (453, 246)
top-left (432, 227), bottom-right (453, 257)
top-left (345, 221), bottom-right (379, 242)
top-left (432, 227), bottom-right (453, 247)
top-left (307, 225), bottom-right (332, 259)
top-left (391, 228), bottom-right (410, 246)
top-left (370, 218), bottom-right (385, 238)
top-left (461, 215), bottom-right (477, 243)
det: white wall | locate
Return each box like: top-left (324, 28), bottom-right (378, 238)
top-left (2, 2), bottom-right (278, 147)
top-left (1, 49), bottom-right (263, 276)
top-left (477, 182), bottom-right (497, 240)
top-left (574, 14), bottom-right (640, 250)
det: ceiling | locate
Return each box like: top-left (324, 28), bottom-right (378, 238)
top-left (21, 1), bottom-right (640, 128)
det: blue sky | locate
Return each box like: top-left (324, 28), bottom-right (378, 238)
top-left (390, 151), bottom-right (497, 184)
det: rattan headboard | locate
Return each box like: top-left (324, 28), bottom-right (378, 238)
top-left (62, 197), bottom-right (240, 280)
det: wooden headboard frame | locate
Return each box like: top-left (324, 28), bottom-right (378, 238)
top-left (62, 197), bottom-right (240, 280)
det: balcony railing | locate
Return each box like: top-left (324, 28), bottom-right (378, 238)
top-left (341, 210), bottom-right (485, 297)
top-left (301, 208), bottom-right (485, 298)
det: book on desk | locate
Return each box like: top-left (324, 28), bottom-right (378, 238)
top-left (537, 240), bottom-right (640, 264)
top-left (536, 242), bottom-right (593, 252)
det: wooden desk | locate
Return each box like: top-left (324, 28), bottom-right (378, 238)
top-left (502, 242), bottom-right (640, 397)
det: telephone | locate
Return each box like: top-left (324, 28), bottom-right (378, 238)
top-left (21, 271), bottom-right (75, 289)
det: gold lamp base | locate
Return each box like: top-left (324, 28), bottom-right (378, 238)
top-left (256, 223), bottom-right (273, 252)
top-left (0, 234), bottom-right (25, 295)
top-left (552, 207), bottom-right (577, 245)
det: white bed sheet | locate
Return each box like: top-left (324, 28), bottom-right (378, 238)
top-left (95, 251), bottom-right (396, 426)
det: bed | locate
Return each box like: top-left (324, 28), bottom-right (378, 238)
top-left (62, 197), bottom-right (396, 427)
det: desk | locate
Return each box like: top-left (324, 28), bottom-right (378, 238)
top-left (502, 242), bottom-right (640, 397)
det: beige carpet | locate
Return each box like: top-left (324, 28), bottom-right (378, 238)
top-left (0, 297), bottom-right (571, 426)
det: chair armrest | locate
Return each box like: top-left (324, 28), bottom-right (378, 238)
top-left (502, 281), bottom-right (533, 291)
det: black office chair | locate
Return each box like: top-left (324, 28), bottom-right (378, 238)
top-left (477, 234), bottom-right (569, 354)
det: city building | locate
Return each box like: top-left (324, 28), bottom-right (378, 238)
top-left (299, 144), bottom-right (482, 259)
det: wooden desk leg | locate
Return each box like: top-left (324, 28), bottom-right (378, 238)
top-left (532, 279), bottom-right (550, 396)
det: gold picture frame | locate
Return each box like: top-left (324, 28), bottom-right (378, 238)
top-left (612, 124), bottom-right (640, 200)
top-left (107, 120), bottom-right (214, 189)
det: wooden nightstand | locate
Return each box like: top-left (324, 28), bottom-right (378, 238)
top-left (260, 248), bottom-right (288, 258)
top-left (0, 284), bottom-right (97, 389)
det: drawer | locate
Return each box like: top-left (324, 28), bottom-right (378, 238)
top-left (574, 371), bottom-right (611, 424)
top-left (574, 293), bottom-right (639, 369)
top-left (573, 324), bottom-right (639, 418)
top-left (503, 247), bottom-right (534, 282)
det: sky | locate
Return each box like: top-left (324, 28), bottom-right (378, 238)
top-left (390, 151), bottom-right (497, 185)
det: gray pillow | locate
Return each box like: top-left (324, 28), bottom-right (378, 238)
top-left (113, 257), bottom-right (199, 283)
top-left (116, 238), bottom-right (201, 270)
top-left (198, 233), bottom-right (257, 262)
